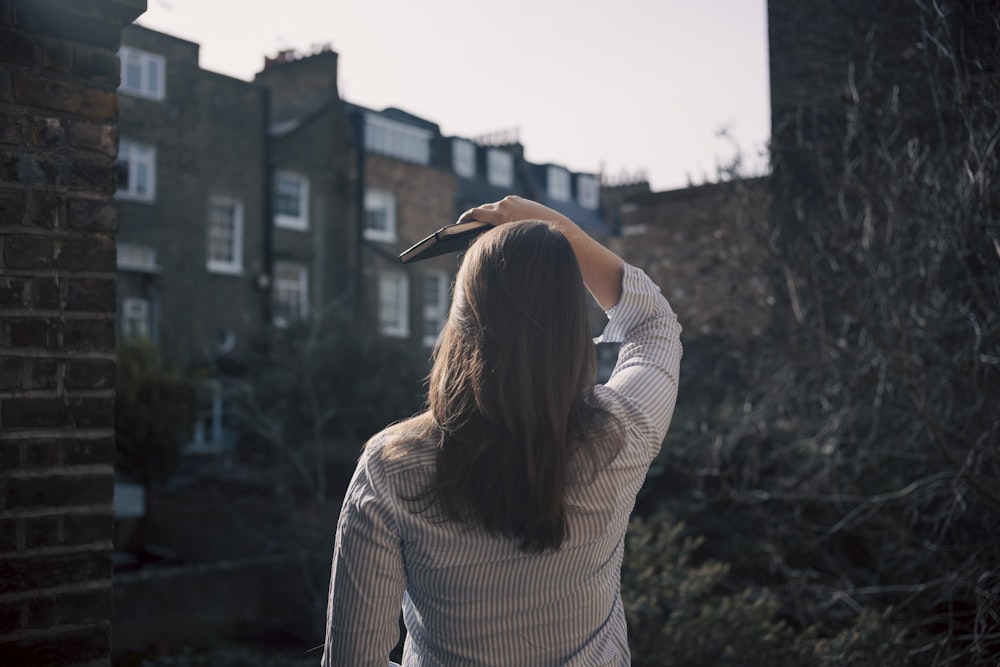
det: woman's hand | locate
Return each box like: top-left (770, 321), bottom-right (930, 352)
top-left (458, 195), bottom-right (570, 228)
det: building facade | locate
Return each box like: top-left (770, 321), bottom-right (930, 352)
top-left (117, 25), bottom-right (269, 367)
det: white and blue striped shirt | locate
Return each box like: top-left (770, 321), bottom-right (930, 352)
top-left (323, 264), bottom-right (682, 666)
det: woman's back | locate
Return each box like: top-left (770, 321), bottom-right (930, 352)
top-left (374, 385), bottom-right (658, 664)
top-left (322, 200), bottom-right (681, 666)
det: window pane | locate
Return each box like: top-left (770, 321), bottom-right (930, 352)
top-left (146, 58), bottom-right (160, 93)
top-left (135, 163), bottom-right (148, 194)
top-left (124, 55), bottom-right (142, 90)
top-left (208, 201), bottom-right (236, 263)
top-left (275, 175), bottom-right (301, 216)
top-left (364, 190), bottom-right (396, 241)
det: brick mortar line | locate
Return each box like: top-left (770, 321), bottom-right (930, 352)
top-left (0, 270), bottom-right (118, 280)
top-left (0, 579), bottom-right (112, 605)
top-left (0, 226), bottom-right (116, 238)
top-left (2, 464), bottom-right (114, 479)
top-left (0, 504), bottom-right (114, 520)
top-left (0, 427), bottom-right (114, 441)
top-left (0, 540), bottom-right (113, 562)
top-left (0, 311), bottom-right (117, 320)
top-left (0, 350), bottom-right (116, 361)
top-left (0, 389), bottom-right (115, 398)
top-left (0, 620), bottom-right (112, 643)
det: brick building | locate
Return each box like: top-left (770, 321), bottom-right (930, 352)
top-left (0, 0), bottom-right (146, 664)
top-left (254, 49), bottom-right (355, 330)
top-left (117, 24), bottom-right (268, 366)
top-left (615, 179), bottom-right (772, 340)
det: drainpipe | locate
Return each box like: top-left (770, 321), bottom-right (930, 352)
top-left (261, 86), bottom-right (274, 329)
top-left (352, 109), bottom-right (366, 320)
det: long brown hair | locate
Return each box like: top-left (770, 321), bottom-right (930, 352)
top-left (410, 220), bottom-right (620, 552)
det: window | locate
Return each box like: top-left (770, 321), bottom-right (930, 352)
top-left (365, 114), bottom-right (431, 165)
top-left (274, 172), bottom-right (309, 230)
top-left (273, 261), bottom-right (309, 327)
top-left (422, 270), bottom-right (449, 347)
top-left (117, 139), bottom-right (156, 202)
top-left (121, 298), bottom-right (151, 339)
top-left (577, 174), bottom-right (600, 209)
top-left (364, 189), bottom-right (397, 242)
top-left (452, 138), bottom-right (476, 178)
top-left (117, 243), bottom-right (159, 272)
top-left (206, 197), bottom-right (243, 274)
top-left (487, 149), bottom-right (514, 187)
top-left (547, 166), bottom-right (571, 201)
top-left (187, 379), bottom-right (235, 454)
top-left (119, 46), bottom-right (165, 101)
top-left (378, 271), bottom-right (409, 338)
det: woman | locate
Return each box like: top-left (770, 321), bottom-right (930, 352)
top-left (323, 196), bottom-right (682, 666)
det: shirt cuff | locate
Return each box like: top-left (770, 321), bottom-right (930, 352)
top-left (594, 264), bottom-right (666, 344)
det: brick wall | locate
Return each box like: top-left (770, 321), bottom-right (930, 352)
top-left (364, 153), bottom-right (457, 351)
top-left (616, 178), bottom-right (772, 339)
top-left (0, 0), bottom-right (145, 664)
top-left (118, 25), bottom-right (268, 364)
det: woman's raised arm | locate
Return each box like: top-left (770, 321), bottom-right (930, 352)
top-left (458, 196), bottom-right (625, 311)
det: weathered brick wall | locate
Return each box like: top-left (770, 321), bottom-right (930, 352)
top-left (256, 52), bottom-right (356, 320)
top-left (615, 179), bottom-right (772, 340)
top-left (118, 25), bottom-right (268, 364)
top-left (364, 153), bottom-right (457, 351)
top-left (0, 0), bottom-right (145, 664)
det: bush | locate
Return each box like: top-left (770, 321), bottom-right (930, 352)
top-left (622, 511), bottom-right (913, 667)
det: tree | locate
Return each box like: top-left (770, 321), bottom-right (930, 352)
top-left (665, 2), bottom-right (1000, 664)
top-left (115, 339), bottom-right (199, 547)
top-left (231, 313), bottom-right (427, 502)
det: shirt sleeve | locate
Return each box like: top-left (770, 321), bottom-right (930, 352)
top-left (596, 264), bottom-right (682, 457)
top-left (322, 443), bottom-right (404, 667)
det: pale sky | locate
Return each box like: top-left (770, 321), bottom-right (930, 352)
top-left (137, 0), bottom-right (771, 192)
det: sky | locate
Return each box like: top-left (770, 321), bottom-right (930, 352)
top-left (137, 0), bottom-right (771, 193)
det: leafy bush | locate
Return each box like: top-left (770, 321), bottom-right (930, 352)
top-left (115, 339), bottom-right (199, 485)
top-left (622, 511), bottom-right (913, 666)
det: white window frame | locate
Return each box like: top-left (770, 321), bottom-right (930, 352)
top-left (118, 46), bottom-right (166, 101)
top-left (121, 297), bottom-right (151, 340)
top-left (272, 261), bottom-right (309, 328)
top-left (422, 270), bottom-right (449, 347)
top-left (117, 138), bottom-right (156, 203)
top-left (365, 114), bottom-right (431, 165)
top-left (364, 189), bottom-right (397, 243)
top-left (378, 271), bottom-right (409, 338)
top-left (577, 174), bottom-right (600, 209)
top-left (452, 138), bottom-right (476, 178)
top-left (206, 196), bottom-right (244, 275)
top-left (117, 243), bottom-right (159, 273)
top-left (487, 149), bottom-right (514, 187)
top-left (547, 166), bottom-right (571, 201)
top-left (274, 171), bottom-right (309, 230)
top-left (186, 379), bottom-right (236, 454)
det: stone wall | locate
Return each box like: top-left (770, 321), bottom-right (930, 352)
top-left (0, 0), bottom-right (146, 664)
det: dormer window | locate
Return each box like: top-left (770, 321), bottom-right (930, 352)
top-left (547, 166), bottom-right (570, 201)
top-left (577, 174), bottom-right (600, 209)
top-left (452, 138), bottom-right (476, 178)
top-left (365, 114), bottom-right (431, 165)
top-left (487, 149), bottom-right (513, 188)
top-left (119, 46), bottom-right (166, 101)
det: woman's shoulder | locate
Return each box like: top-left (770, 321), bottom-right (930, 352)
top-left (365, 412), bottom-right (439, 475)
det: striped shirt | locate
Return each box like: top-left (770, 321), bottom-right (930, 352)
top-left (323, 264), bottom-right (682, 666)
